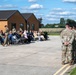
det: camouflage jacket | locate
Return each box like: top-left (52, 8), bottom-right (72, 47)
top-left (60, 28), bottom-right (74, 45)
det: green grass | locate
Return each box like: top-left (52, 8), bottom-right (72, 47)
top-left (70, 67), bottom-right (76, 75)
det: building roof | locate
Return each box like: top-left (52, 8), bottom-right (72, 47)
top-left (0, 10), bottom-right (18, 20)
top-left (21, 13), bottom-right (33, 20)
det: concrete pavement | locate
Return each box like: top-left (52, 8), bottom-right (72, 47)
top-left (0, 36), bottom-right (62, 75)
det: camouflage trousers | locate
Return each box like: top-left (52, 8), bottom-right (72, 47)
top-left (4, 35), bottom-right (9, 45)
top-left (62, 44), bottom-right (72, 63)
top-left (72, 41), bottom-right (76, 62)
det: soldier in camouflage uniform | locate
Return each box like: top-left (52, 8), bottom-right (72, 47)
top-left (3, 25), bottom-right (9, 46)
top-left (60, 23), bottom-right (74, 65)
top-left (72, 24), bottom-right (76, 63)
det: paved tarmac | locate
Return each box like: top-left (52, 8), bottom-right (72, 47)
top-left (64, 64), bottom-right (76, 75)
top-left (0, 36), bottom-right (62, 75)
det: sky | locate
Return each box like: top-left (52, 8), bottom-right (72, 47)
top-left (0, 0), bottom-right (76, 25)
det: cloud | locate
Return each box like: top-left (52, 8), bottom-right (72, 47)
top-left (49, 11), bottom-right (70, 16)
top-left (28, 0), bottom-right (37, 3)
top-left (28, 0), bottom-right (45, 2)
top-left (72, 8), bottom-right (76, 11)
top-left (58, 11), bottom-right (71, 15)
top-left (36, 13), bottom-right (44, 16)
top-left (29, 4), bottom-right (43, 10)
top-left (49, 9), bottom-right (76, 16)
top-left (21, 4), bottom-right (43, 10)
top-left (63, 0), bottom-right (76, 3)
top-left (0, 4), bottom-right (17, 8)
top-left (52, 8), bottom-right (65, 11)
top-left (50, 8), bottom-right (69, 16)
top-left (48, 18), bottom-right (58, 21)
top-left (44, 8), bottom-right (76, 23)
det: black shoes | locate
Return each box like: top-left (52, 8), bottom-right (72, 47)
top-left (62, 61), bottom-right (65, 65)
top-left (69, 60), bottom-right (74, 65)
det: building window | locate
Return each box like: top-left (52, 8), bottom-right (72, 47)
top-left (31, 24), bottom-right (35, 30)
top-left (11, 23), bottom-right (16, 30)
top-left (20, 23), bottom-right (24, 31)
top-left (27, 24), bottom-right (30, 31)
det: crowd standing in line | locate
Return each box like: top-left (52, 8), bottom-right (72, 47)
top-left (60, 23), bottom-right (76, 65)
top-left (0, 25), bottom-right (48, 46)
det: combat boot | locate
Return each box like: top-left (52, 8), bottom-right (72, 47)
top-left (69, 60), bottom-right (74, 65)
top-left (62, 61), bottom-right (65, 65)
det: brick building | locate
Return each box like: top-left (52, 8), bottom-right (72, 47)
top-left (0, 10), bottom-right (27, 32)
top-left (22, 13), bottom-right (39, 31)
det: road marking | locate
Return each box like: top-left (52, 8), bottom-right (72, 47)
top-left (53, 64), bottom-right (70, 75)
top-left (60, 65), bottom-right (71, 75)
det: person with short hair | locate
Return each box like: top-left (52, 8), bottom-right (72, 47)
top-left (60, 23), bottom-right (74, 65)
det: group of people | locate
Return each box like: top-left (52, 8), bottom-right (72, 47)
top-left (0, 25), bottom-right (48, 46)
top-left (60, 23), bottom-right (76, 65)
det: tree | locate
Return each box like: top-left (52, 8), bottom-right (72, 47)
top-left (38, 17), bottom-right (42, 28)
top-left (59, 18), bottom-right (65, 28)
